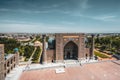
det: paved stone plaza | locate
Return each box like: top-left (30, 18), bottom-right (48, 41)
top-left (19, 60), bottom-right (120, 80)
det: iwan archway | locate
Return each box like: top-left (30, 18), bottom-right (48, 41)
top-left (64, 41), bottom-right (78, 60)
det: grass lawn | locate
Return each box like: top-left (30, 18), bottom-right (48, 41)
top-left (94, 51), bottom-right (109, 58)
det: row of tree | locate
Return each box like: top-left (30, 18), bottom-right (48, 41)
top-left (0, 38), bottom-right (20, 53)
top-left (23, 45), bottom-right (34, 61)
top-left (86, 35), bottom-right (120, 54)
top-left (32, 46), bottom-right (41, 63)
top-left (0, 37), bottom-right (41, 61)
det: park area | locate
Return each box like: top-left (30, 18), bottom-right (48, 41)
top-left (94, 50), bottom-right (116, 61)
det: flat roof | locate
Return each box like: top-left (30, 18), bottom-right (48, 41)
top-left (5, 54), bottom-right (14, 60)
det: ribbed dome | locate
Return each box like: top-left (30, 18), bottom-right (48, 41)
top-left (14, 48), bottom-right (19, 52)
top-left (48, 37), bottom-right (54, 44)
top-left (48, 37), bottom-right (55, 49)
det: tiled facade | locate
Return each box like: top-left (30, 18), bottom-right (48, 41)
top-left (42, 33), bottom-right (94, 63)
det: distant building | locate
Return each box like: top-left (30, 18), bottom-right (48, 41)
top-left (34, 41), bottom-right (42, 47)
top-left (15, 36), bottom-right (30, 42)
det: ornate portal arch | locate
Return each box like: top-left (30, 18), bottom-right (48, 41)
top-left (64, 41), bottom-right (78, 60)
top-left (55, 33), bottom-right (86, 62)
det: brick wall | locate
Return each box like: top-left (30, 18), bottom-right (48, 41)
top-left (46, 50), bottom-right (55, 62)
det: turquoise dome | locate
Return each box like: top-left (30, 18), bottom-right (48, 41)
top-left (14, 48), bottom-right (19, 52)
top-left (48, 37), bottom-right (55, 49)
top-left (48, 37), bottom-right (54, 44)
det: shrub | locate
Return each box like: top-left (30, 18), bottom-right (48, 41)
top-left (32, 47), bottom-right (41, 62)
top-left (94, 51), bottom-right (109, 58)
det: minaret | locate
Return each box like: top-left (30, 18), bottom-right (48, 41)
top-left (42, 35), bottom-right (47, 64)
top-left (91, 34), bottom-right (95, 59)
top-left (14, 48), bottom-right (19, 65)
top-left (0, 44), bottom-right (5, 80)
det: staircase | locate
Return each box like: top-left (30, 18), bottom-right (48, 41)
top-left (64, 60), bottom-right (80, 67)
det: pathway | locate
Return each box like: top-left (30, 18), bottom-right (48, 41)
top-left (24, 47), bottom-right (37, 70)
top-left (38, 46), bottom-right (42, 62)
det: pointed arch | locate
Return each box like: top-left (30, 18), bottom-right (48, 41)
top-left (64, 41), bottom-right (78, 60)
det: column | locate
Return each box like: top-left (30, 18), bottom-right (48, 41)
top-left (70, 50), bottom-right (73, 58)
top-left (42, 35), bottom-right (47, 64)
top-left (64, 51), bottom-right (67, 59)
top-left (91, 34), bottom-right (95, 59)
top-left (14, 48), bottom-right (19, 65)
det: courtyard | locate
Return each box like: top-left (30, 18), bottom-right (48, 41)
top-left (19, 60), bottom-right (120, 80)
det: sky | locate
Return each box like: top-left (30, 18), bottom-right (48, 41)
top-left (0, 0), bottom-right (120, 33)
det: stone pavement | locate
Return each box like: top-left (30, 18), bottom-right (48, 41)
top-left (5, 59), bottom-right (97, 80)
top-left (19, 60), bottom-right (120, 80)
top-left (5, 59), bottom-right (118, 80)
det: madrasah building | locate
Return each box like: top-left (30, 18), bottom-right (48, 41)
top-left (41, 33), bottom-right (94, 63)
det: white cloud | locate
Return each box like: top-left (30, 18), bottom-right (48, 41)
top-left (71, 12), bottom-right (117, 22)
top-left (0, 22), bottom-right (119, 33)
top-left (0, 20), bottom-right (29, 24)
top-left (0, 7), bottom-right (71, 15)
top-left (80, 0), bottom-right (89, 9)
top-left (0, 8), bottom-right (11, 11)
top-left (60, 21), bottom-right (75, 25)
top-left (93, 15), bottom-right (116, 21)
top-left (0, 8), bottom-right (53, 14)
top-left (42, 2), bottom-right (65, 9)
top-left (0, 23), bottom-right (73, 33)
top-left (0, 0), bottom-right (90, 15)
top-left (0, 21), bottom-right (91, 33)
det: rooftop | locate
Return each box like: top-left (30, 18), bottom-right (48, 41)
top-left (5, 54), bottom-right (14, 60)
top-left (19, 60), bottom-right (120, 80)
